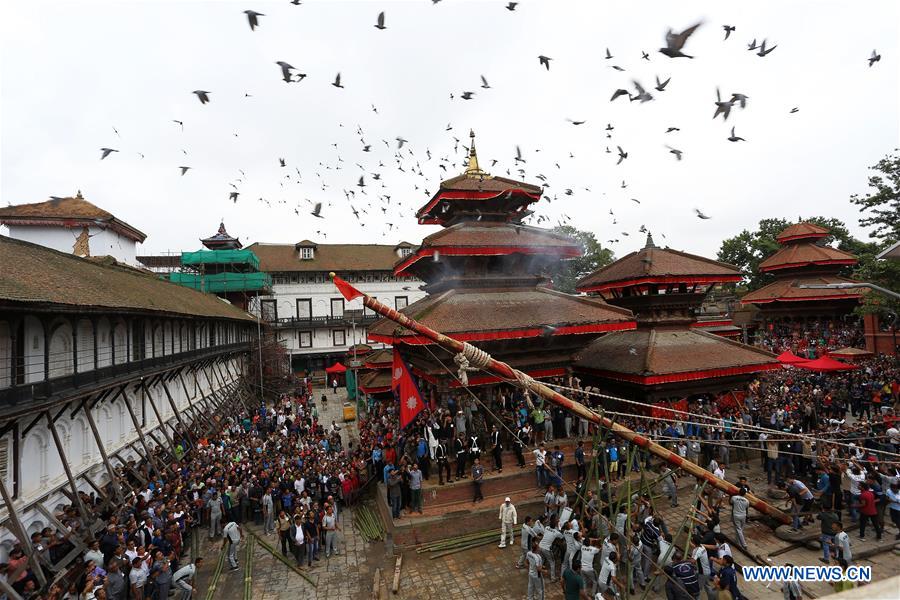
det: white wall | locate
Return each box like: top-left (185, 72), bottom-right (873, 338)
top-left (5, 224), bottom-right (139, 265)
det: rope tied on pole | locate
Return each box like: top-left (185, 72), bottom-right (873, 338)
top-left (454, 342), bottom-right (491, 385)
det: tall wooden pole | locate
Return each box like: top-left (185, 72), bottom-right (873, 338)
top-left (44, 411), bottom-right (91, 526)
top-left (0, 471), bottom-right (47, 588)
top-left (329, 273), bottom-right (791, 525)
top-left (141, 382), bottom-right (176, 456)
top-left (83, 402), bottom-right (126, 503)
top-left (122, 388), bottom-right (165, 477)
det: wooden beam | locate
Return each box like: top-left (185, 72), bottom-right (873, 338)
top-left (122, 388), bottom-right (165, 477)
top-left (112, 451), bottom-right (148, 487)
top-left (0, 470), bottom-right (48, 588)
top-left (160, 378), bottom-right (191, 444)
top-left (83, 403), bottom-right (126, 503)
top-left (44, 411), bottom-right (91, 526)
top-left (142, 381), bottom-right (176, 456)
top-left (21, 413), bottom-right (43, 437)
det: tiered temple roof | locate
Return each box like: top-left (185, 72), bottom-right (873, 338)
top-left (0, 193), bottom-right (147, 242)
top-left (201, 222), bottom-right (242, 250)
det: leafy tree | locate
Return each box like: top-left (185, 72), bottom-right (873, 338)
top-left (548, 225), bottom-right (615, 294)
top-left (716, 216), bottom-right (871, 291)
top-left (850, 151), bottom-right (900, 242)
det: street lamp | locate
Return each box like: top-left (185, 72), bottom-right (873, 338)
top-left (796, 282), bottom-right (900, 301)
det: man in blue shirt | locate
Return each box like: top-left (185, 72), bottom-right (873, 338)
top-left (716, 556), bottom-right (742, 599)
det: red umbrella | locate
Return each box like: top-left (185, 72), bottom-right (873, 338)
top-left (325, 362), bottom-right (347, 373)
top-left (776, 350), bottom-right (808, 365)
top-left (794, 356), bottom-right (857, 372)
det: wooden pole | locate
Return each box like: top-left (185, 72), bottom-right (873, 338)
top-left (83, 402), bottom-right (126, 503)
top-left (44, 411), bottom-right (92, 526)
top-left (329, 273), bottom-right (791, 525)
top-left (122, 390), bottom-right (165, 476)
top-left (142, 382), bottom-right (177, 456)
top-left (0, 465), bottom-right (48, 587)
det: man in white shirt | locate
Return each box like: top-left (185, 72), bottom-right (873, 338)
top-left (730, 487), bottom-right (750, 548)
top-left (597, 552), bottom-right (621, 598)
top-left (516, 516), bottom-right (537, 569)
top-left (172, 558), bottom-right (202, 600)
top-left (538, 524), bottom-right (563, 582)
top-left (601, 532), bottom-right (619, 564)
top-left (499, 497), bottom-right (518, 548)
top-left (534, 444), bottom-right (548, 488)
top-left (222, 521), bottom-right (241, 570)
top-left (526, 541), bottom-right (545, 600)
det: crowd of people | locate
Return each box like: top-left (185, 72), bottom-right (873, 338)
top-left (753, 318), bottom-right (866, 357)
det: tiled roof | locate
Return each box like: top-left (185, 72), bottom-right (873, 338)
top-left (437, 173), bottom-right (543, 195)
top-left (137, 255), bottom-right (182, 269)
top-left (367, 287), bottom-right (633, 338)
top-left (0, 196), bottom-right (147, 242)
top-left (776, 222), bottom-right (829, 242)
top-left (759, 242), bottom-right (856, 271)
top-left (575, 328), bottom-right (776, 376)
top-left (0, 235), bottom-right (253, 321)
top-left (740, 275), bottom-right (865, 304)
top-left (247, 242), bottom-right (408, 273)
top-left (364, 348), bottom-right (393, 367)
top-left (577, 241), bottom-right (740, 290)
top-left (417, 222), bottom-right (581, 250)
top-left (877, 241), bottom-right (900, 261)
top-left (359, 370), bottom-right (392, 392)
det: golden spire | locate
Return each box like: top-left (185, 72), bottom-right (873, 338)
top-left (465, 129), bottom-right (487, 177)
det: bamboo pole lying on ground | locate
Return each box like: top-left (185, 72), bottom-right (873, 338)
top-left (329, 273), bottom-right (791, 525)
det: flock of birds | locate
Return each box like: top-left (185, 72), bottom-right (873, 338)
top-left (88, 3), bottom-right (885, 247)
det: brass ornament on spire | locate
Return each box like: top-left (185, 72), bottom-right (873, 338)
top-left (464, 129), bottom-right (490, 178)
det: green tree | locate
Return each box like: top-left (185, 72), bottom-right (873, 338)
top-left (717, 216), bottom-right (871, 291)
top-left (850, 151), bottom-right (900, 242)
top-left (548, 225), bottom-right (615, 294)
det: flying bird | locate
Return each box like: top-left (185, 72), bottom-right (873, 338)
top-left (375, 11), bottom-right (386, 29)
top-left (192, 90), bottom-right (211, 104)
top-left (480, 75), bottom-right (491, 89)
top-left (713, 88), bottom-right (733, 121)
top-left (229, 192), bottom-right (239, 203)
top-left (727, 127), bottom-right (745, 142)
top-left (747, 39), bottom-right (758, 51)
top-left (610, 65), bottom-right (626, 72)
top-left (279, 158), bottom-right (286, 167)
top-left (666, 127), bottom-right (680, 133)
top-left (630, 198), bottom-right (641, 204)
top-left (610, 88), bottom-right (630, 102)
top-left (331, 73), bottom-right (344, 88)
top-left (538, 55), bottom-right (552, 70)
top-left (655, 75), bottom-right (671, 91)
top-left (172, 119), bottom-right (183, 131)
top-left (275, 61), bottom-right (295, 83)
top-left (631, 80), bottom-right (653, 103)
top-left (99, 148), bottom-right (118, 160)
top-left (566, 118), bottom-right (586, 125)
top-left (722, 25), bottom-right (735, 40)
top-left (605, 48), bottom-right (613, 59)
top-left (506, 2), bottom-right (518, 10)
top-left (396, 137), bottom-right (408, 148)
top-left (243, 10), bottom-right (264, 31)
top-left (868, 49), bottom-right (881, 67)
top-left (730, 93), bottom-right (749, 109)
top-left (178, 166), bottom-right (191, 176)
top-left (757, 39), bottom-right (777, 57)
top-left (789, 107), bottom-right (799, 114)
top-left (616, 146), bottom-right (628, 165)
top-left (515, 145), bottom-right (525, 163)
top-left (660, 22), bottom-right (702, 58)
top-left (460, 91), bottom-right (475, 100)
top-left (665, 145), bottom-right (683, 160)
top-left (310, 202), bottom-right (324, 218)
top-left (694, 208), bottom-right (711, 219)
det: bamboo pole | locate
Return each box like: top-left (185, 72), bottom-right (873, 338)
top-left (329, 273), bottom-right (791, 525)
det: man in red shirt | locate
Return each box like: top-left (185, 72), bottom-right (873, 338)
top-left (856, 483), bottom-right (883, 541)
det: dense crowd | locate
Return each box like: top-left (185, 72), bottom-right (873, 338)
top-left (753, 319), bottom-right (865, 357)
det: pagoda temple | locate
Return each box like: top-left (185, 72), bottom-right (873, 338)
top-left (367, 131), bottom-right (635, 398)
top-left (739, 222), bottom-right (865, 328)
top-left (573, 234), bottom-right (779, 403)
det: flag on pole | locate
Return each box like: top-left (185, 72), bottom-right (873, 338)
top-left (392, 347), bottom-right (425, 429)
top-left (332, 273), bottom-right (363, 301)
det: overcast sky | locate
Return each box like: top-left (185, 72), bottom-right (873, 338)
top-left (2, 0), bottom-right (898, 260)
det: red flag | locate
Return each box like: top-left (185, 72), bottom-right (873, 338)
top-left (332, 273), bottom-right (363, 302)
top-left (392, 347), bottom-right (425, 429)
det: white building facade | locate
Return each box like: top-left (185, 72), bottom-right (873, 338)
top-left (246, 240), bottom-right (426, 373)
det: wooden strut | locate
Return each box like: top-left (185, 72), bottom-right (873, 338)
top-left (122, 389), bottom-right (165, 477)
top-left (142, 381), bottom-right (177, 457)
top-left (0, 473), bottom-right (48, 590)
top-left (83, 400), bottom-right (127, 503)
top-left (44, 411), bottom-right (92, 526)
top-left (329, 273), bottom-right (792, 525)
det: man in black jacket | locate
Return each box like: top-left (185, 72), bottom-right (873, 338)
top-left (454, 433), bottom-right (468, 480)
top-left (490, 425), bottom-right (503, 473)
top-left (435, 439), bottom-right (452, 485)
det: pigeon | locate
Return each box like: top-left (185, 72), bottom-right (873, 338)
top-left (172, 119), bottom-right (183, 131)
top-left (396, 137), bottom-right (408, 148)
top-left (275, 61), bottom-right (295, 83)
top-left (616, 146), bottom-right (628, 165)
top-left (178, 166), bottom-right (191, 176)
top-left (279, 158), bottom-right (286, 167)
top-left (727, 126), bottom-right (745, 142)
top-left (566, 118), bottom-right (586, 125)
top-left (357, 175), bottom-right (366, 188)
top-left (506, 2), bottom-right (518, 10)
top-left (640, 51), bottom-right (650, 61)
top-left (723, 25), bottom-right (735, 40)
top-left (480, 75), bottom-right (491, 89)
top-left (666, 127), bottom-right (680, 133)
top-left (610, 65), bottom-right (626, 71)
top-left (868, 49), bottom-right (881, 67)
top-left (757, 39), bottom-right (777, 57)
top-left (789, 107), bottom-right (799, 114)
top-left (112, 126), bottom-right (121, 138)
top-left (605, 48), bottom-right (613, 59)
top-left (621, 180), bottom-right (627, 188)
top-left (99, 148), bottom-right (118, 160)
top-left (374, 11), bottom-right (386, 29)
top-left (747, 38), bottom-right (758, 51)
top-left (515, 145), bottom-right (525, 163)
top-left (229, 192), bottom-right (239, 203)
top-left (294, 72), bottom-right (307, 82)
top-left (192, 90), bottom-right (211, 104)
top-left (362, 145), bottom-right (372, 152)
top-left (713, 88), bottom-right (733, 121)
top-left (630, 198), bottom-right (641, 204)
top-left (243, 10), bottom-right (264, 31)
top-left (655, 75), bottom-right (671, 91)
top-left (730, 93), bottom-right (749, 109)
top-left (332, 73), bottom-right (343, 88)
top-left (610, 88), bottom-right (630, 102)
top-left (311, 202), bottom-right (324, 218)
top-left (694, 208), bottom-right (711, 219)
top-left (631, 80), bottom-right (653, 103)
top-left (660, 22), bottom-right (702, 58)
top-left (666, 145), bottom-right (683, 160)
top-left (538, 55), bottom-right (552, 70)
top-left (460, 91), bottom-right (475, 100)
